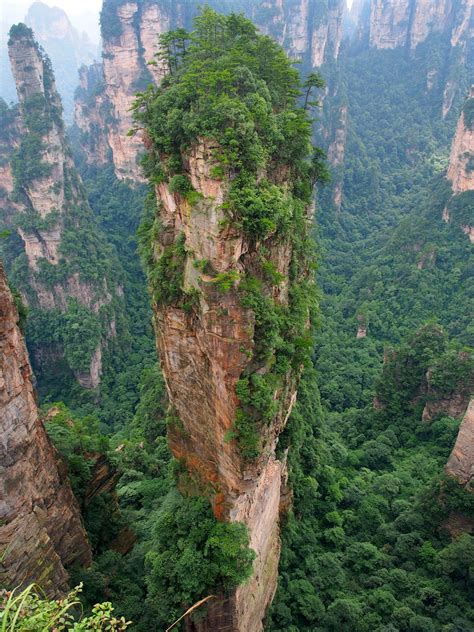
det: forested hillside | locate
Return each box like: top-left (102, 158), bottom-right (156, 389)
top-left (0, 1), bottom-right (472, 631)
top-left (316, 17), bottom-right (473, 411)
top-left (267, 3), bottom-right (474, 629)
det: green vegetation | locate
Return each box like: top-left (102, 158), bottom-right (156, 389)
top-left (462, 96), bottom-right (474, 129)
top-left (268, 328), bottom-right (474, 631)
top-left (0, 583), bottom-right (130, 631)
top-left (145, 491), bottom-right (255, 623)
top-left (148, 231), bottom-right (187, 305)
top-left (315, 31), bottom-right (473, 412)
top-left (43, 403), bottom-right (110, 499)
top-left (64, 365), bottom-right (255, 630)
top-left (266, 23), bottom-right (474, 632)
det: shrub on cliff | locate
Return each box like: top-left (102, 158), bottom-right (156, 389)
top-left (145, 490), bottom-right (255, 625)
top-left (0, 584), bottom-right (130, 631)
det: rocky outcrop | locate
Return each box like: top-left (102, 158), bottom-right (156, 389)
top-left (421, 348), bottom-right (473, 422)
top-left (73, 63), bottom-right (110, 166)
top-left (251, 0), bottom-right (345, 67)
top-left (446, 399), bottom-right (474, 486)
top-left (447, 87), bottom-right (474, 195)
top-left (422, 390), bottom-right (472, 423)
top-left (101, 2), bottom-right (149, 180)
top-left (75, 0), bottom-right (345, 180)
top-left (443, 88), bottom-right (474, 239)
top-left (24, 1), bottom-right (98, 121)
top-left (140, 30), bottom-right (315, 611)
top-left (0, 260), bottom-right (91, 595)
top-left (83, 453), bottom-right (122, 506)
top-left (3, 24), bottom-right (123, 388)
top-left (366, 0), bottom-right (473, 50)
top-left (148, 140), bottom-right (302, 630)
top-left (327, 104), bottom-right (348, 209)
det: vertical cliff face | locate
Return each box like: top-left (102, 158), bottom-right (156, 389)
top-left (327, 104), bottom-right (348, 210)
top-left (74, 0), bottom-right (345, 180)
top-left (99, 0), bottom-right (181, 180)
top-left (73, 63), bottom-right (111, 166)
top-left (3, 24), bottom-right (123, 389)
top-left (363, 0), bottom-right (473, 50)
top-left (147, 143), bottom-right (305, 632)
top-left (251, 0), bottom-right (345, 67)
top-left (0, 260), bottom-right (91, 595)
top-left (24, 1), bottom-right (98, 121)
top-left (444, 88), bottom-right (474, 240)
top-left (446, 399), bottom-right (474, 486)
top-left (368, 0), bottom-right (412, 49)
top-left (151, 148), bottom-right (298, 631)
top-left (101, 2), bottom-right (149, 180)
top-left (369, 0), bottom-right (455, 49)
top-left (136, 14), bottom-right (317, 629)
top-left (447, 87), bottom-right (474, 195)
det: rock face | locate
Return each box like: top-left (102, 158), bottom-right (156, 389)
top-left (349, 0), bottom-right (473, 50)
top-left (421, 349), bottom-right (473, 423)
top-left (75, 0), bottom-right (345, 180)
top-left (0, 260), bottom-right (91, 595)
top-left (444, 87), bottom-right (474, 239)
top-left (251, 0), bottom-right (345, 67)
top-left (147, 138), bottom-right (305, 631)
top-left (3, 24), bottom-right (123, 388)
top-left (327, 104), bottom-right (348, 210)
top-left (101, 2), bottom-right (150, 180)
top-left (24, 1), bottom-right (98, 121)
top-left (447, 87), bottom-right (474, 195)
top-left (73, 63), bottom-right (111, 166)
top-left (446, 399), bottom-right (474, 486)
top-left (368, 0), bottom-right (412, 48)
top-left (422, 390), bottom-right (472, 423)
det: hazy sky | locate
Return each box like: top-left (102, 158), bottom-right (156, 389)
top-left (1, 0), bottom-right (103, 42)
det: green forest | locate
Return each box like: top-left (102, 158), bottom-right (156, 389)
top-left (1, 2), bottom-right (473, 632)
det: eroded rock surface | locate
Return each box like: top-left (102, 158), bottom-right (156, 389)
top-left (3, 25), bottom-right (123, 387)
top-left (446, 399), bottom-right (474, 486)
top-left (74, 63), bottom-right (110, 165)
top-left (147, 132), bottom-right (309, 630)
top-left (447, 87), bottom-right (474, 195)
top-left (367, 0), bottom-right (473, 50)
top-left (0, 261), bottom-right (91, 595)
top-left (444, 87), bottom-right (474, 239)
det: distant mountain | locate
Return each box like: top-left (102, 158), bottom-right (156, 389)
top-left (1, 2), bottom-right (99, 121)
